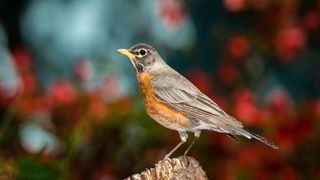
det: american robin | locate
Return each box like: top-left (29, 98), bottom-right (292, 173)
top-left (117, 43), bottom-right (278, 158)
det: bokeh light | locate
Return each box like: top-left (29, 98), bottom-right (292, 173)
top-left (0, 0), bottom-right (319, 179)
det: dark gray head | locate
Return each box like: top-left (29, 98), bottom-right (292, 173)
top-left (117, 43), bottom-right (166, 73)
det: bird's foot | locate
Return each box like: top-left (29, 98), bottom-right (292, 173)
top-left (164, 153), bottom-right (171, 159)
top-left (183, 150), bottom-right (189, 157)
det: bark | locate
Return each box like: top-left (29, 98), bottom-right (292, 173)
top-left (125, 156), bottom-right (208, 180)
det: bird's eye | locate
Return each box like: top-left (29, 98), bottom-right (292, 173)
top-left (139, 49), bottom-right (147, 56)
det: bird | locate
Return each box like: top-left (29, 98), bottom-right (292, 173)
top-left (117, 43), bottom-right (278, 159)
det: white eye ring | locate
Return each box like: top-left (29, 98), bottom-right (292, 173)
top-left (137, 48), bottom-right (147, 58)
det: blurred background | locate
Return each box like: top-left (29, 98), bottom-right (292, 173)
top-left (0, 0), bottom-right (319, 179)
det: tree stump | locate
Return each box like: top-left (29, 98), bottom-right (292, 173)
top-left (125, 156), bottom-right (208, 180)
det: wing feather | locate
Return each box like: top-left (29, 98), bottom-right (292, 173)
top-left (151, 73), bottom-right (243, 128)
top-left (150, 71), bottom-right (279, 149)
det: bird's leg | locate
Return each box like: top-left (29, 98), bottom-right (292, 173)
top-left (164, 131), bottom-right (188, 159)
top-left (183, 131), bottom-right (201, 156)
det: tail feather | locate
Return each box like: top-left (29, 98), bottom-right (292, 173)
top-left (249, 132), bottom-right (279, 149)
top-left (227, 133), bottom-right (240, 143)
top-left (235, 128), bottom-right (279, 149)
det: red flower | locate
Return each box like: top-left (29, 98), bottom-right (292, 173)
top-left (276, 119), bottom-right (312, 152)
top-left (155, 0), bottom-right (186, 30)
top-left (218, 62), bottom-right (239, 86)
top-left (303, 11), bottom-right (319, 32)
top-left (234, 89), bottom-right (262, 125)
top-left (48, 80), bottom-right (76, 105)
top-left (12, 48), bottom-right (38, 96)
top-left (274, 26), bottom-right (306, 62)
top-left (12, 48), bottom-right (33, 73)
top-left (223, 0), bottom-right (247, 12)
top-left (227, 35), bottom-right (251, 59)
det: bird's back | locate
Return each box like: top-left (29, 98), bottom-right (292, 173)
top-left (150, 67), bottom-right (243, 130)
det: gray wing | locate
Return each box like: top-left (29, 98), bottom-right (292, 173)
top-left (151, 72), bottom-right (243, 129)
top-left (151, 71), bottom-right (279, 149)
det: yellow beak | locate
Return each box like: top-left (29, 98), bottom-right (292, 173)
top-left (117, 49), bottom-right (136, 60)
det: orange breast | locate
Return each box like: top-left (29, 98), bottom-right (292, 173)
top-left (137, 72), bottom-right (191, 130)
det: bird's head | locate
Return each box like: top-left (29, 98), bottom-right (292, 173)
top-left (117, 43), bottom-right (165, 73)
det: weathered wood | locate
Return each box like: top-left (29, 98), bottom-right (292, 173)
top-left (125, 156), bottom-right (208, 180)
